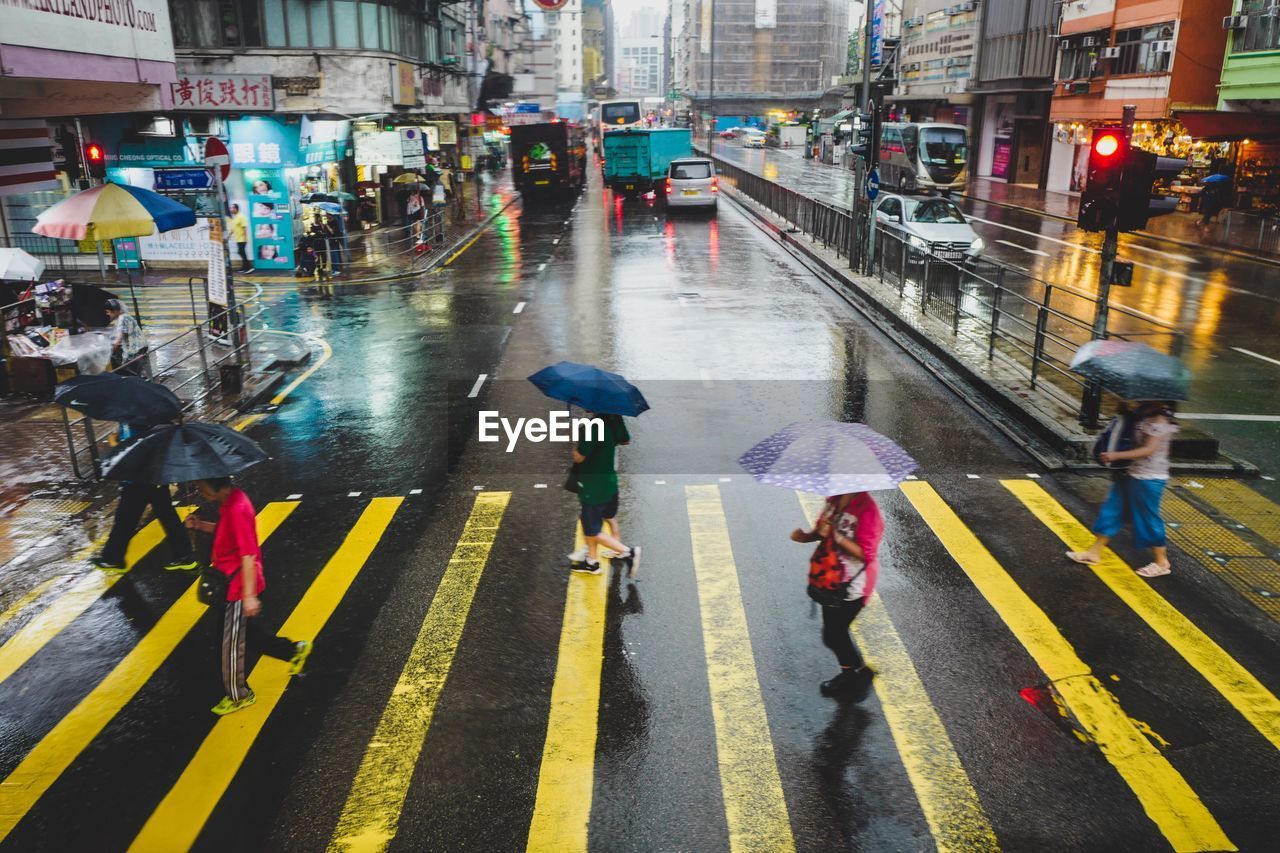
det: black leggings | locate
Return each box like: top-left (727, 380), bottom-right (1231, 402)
top-left (821, 599), bottom-right (866, 669)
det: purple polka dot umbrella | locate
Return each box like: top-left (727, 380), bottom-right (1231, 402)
top-left (738, 420), bottom-right (918, 495)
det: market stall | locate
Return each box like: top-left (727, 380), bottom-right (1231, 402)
top-left (2, 280), bottom-right (116, 397)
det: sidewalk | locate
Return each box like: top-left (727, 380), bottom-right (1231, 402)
top-left (964, 177), bottom-right (1280, 262)
top-left (0, 173), bottom-right (517, 585)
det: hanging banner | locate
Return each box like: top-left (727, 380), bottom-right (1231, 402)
top-left (755, 0), bottom-right (776, 29)
top-left (244, 170), bottom-right (293, 269)
top-left (701, 0), bottom-right (712, 54)
top-left (354, 130), bottom-right (402, 166)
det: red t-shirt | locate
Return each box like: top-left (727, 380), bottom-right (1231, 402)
top-left (211, 488), bottom-right (265, 602)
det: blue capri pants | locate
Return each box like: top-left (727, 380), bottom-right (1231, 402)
top-left (1093, 475), bottom-right (1168, 548)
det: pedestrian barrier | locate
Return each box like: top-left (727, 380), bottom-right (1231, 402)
top-left (58, 277), bottom-right (269, 480)
top-left (707, 155), bottom-right (1184, 413)
top-left (1221, 208), bottom-right (1280, 256)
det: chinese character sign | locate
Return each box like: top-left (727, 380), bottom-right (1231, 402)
top-left (228, 118), bottom-right (302, 167)
top-left (171, 75), bottom-right (274, 111)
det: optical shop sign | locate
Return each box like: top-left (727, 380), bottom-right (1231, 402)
top-left (1, 0), bottom-right (175, 64)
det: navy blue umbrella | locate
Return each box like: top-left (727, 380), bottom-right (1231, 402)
top-left (527, 361), bottom-right (650, 416)
top-left (100, 422), bottom-right (267, 484)
top-left (54, 373), bottom-right (181, 424)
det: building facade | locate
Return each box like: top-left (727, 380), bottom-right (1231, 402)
top-left (678, 0), bottom-right (848, 116)
top-left (893, 0), bottom-right (980, 126)
top-left (617, 36), bottom-right (664, 98)
top-left (970, 0), bottom-right (1057, 186)
top-left (1047, 0), bottom-right (1232, 193)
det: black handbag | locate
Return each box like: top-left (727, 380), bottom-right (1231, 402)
top-left (563, 462), bottom-right (581, 493)
top-left (197, 567), bottom-right (228, 606)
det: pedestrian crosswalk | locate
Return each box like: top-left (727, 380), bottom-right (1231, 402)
top-left (0, 478), bottom-right (1277, 850)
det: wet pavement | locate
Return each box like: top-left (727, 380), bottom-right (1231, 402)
top-left (1, 161), bottom-right (1279, 851)
top-left (711, 141), bottom-right (1280, 478)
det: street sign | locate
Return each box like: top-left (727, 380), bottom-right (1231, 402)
top-left (202, 137), bottom-right (230, 182)
top-left (154, 168), bottom-right (215, 190)
top-left (867, 168), bottom-right (880, 201)
top-left (399, 127), bottom-right (426, 170)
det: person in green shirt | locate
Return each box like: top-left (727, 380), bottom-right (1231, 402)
top-left (569, 413), bottom-right (640, 576)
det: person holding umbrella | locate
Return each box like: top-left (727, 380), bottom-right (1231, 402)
top-left (53, 374), bottom-right (196, 574)
top-left (1067, 400), bottom-right (1179, 578)
top-left (527, 362), bottom-right (649, 576)
top-left (184, 477), bottom-right (311, 716)
top-left (739, 420), bottom-right (916, 698)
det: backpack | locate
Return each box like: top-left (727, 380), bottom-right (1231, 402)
top-left (1093, 412), bottom-right (1136, 468)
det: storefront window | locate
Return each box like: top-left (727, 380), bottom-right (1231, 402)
top-left (1112, 23), bottom-right (1175, 75)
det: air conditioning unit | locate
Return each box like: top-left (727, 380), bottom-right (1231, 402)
top-left (1151, 40), bottom-right (1174, 53)
top-left (946, 57), bottom-right (958, 66)
top-left (1081, 36), bottom-right (1098, 47)
top-left (1223, 14), bottom-right (1248, 28)
top-left (1100, 46), bottom-right (1121, 59)
top-left (960, 0), bottom-right (977, 10)
top-left (946, 4), bottom-right (959, 14)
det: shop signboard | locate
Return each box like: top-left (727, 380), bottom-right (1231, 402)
top-left (423, 121), bottom-right (457, 146)
top-left (991, 140), bottom-right (1012, 180)
top-left (207, 241), bottom-right (228, 307)
top-left (400, 128), bottom-right (427, 170)
top-left (136, 220), bottom-right (215, 261)
top-left (89, 116), bottom-right (197, 165)
top-left (244, 170), bottom-right (293, 269)
top-left (228, 117), bottom-right (302, 167)
top-left (113, 237), bottom-right (142, 270)
top-left (394, 62), bottom-right (417, 107)
top-left (171, 75), bottom-right (273, 111)
top-left (872, 0), bottom-right (885, 66)
top-left (2, 0), bottom-right (175, 66)
top-left (354, 130), bottom-right (403, 166)
top-left (300, 118), bottom-right (351, 165)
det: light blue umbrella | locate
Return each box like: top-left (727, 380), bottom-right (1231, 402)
top-left (738, 420), bottom-right (918, 495)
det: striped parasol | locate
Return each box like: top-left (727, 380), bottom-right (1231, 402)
top-left (32, 182), bottom-right (197, 242)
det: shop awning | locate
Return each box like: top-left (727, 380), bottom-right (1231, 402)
top-left (1175, 110), bottom-right (1280, 142)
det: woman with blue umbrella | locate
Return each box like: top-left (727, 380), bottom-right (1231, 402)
top-left (528, 362), bottom-right (648, 576)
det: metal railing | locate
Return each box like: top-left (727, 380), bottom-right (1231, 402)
top-left (708, 154), bottom-right (1184, 413)
top-left (57, 277), bottom-right (269, 480)
top-left (1221, 208), bottom-right (1280, 255)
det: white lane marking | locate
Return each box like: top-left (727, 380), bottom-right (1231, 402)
top-left (654, 480), bottom-right (667, 485)
top-left (348, 492), bottom-right (362, 497)
top-left (905, 475), bottom-right (919, 480)
top-left (538, 262), bottom-right (547, 272)
top-left (409, 489), bottom-right (423, 495)
top-left (969, 214), bottom-right (1280, 303)
top-left (1186, 481), bottom-right (1205, 489)
top-left (1263, 475), bottom-right (1276, 481)
top-left (700, 368), bottom-right (713, 388)
top-left (1026, 474), bottom-right (1041, 479)
top-left (966, 474), bottom-right (981, 479)
top-left (467, 373), bottom-right (488, 398)
top-left (287, 494), bottom-right (302, 500)
top-left (995, 239), bottom-right (1049, 257)
top-left (552, 237), bottom-right (560, 245)
top-left (1177, 413), bottom-right (1280, 422)
top-left (1233, 347), bottom-right (1280, 368)
top-left (513, 302), bottom-right (526, 314)
top-left (473, 485), bottom-right (485, 490)
top-left (1126, 243), bottom-right (1196, 263)
top-left (719, 477), bottom-right (732, 482)
top-left (534, 483), bottom-right (548, 489)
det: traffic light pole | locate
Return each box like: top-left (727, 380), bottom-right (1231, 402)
top-left (1080, 104), bottom-right (1135, 428)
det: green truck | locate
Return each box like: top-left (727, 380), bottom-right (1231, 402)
top-left (602, 128), bottom-right (693, 196)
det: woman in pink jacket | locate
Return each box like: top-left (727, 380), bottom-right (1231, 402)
top-left (792, 492), bottom-right (885, 697)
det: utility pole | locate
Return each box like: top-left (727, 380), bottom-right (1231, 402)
top-left (1080, 104), bottom-right (1135, 428)
top-left (861, 2), bottom-right (873, 111)
top-left (707, 0), bottom-right (716, 152)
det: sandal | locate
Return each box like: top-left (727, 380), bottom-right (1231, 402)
top-left (1066, 551), bottom-right (1101, 566)
top-left (1136, 563), bottom-right (1172, 578)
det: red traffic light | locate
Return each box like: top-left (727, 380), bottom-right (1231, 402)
top-left (85, 143), bottom-right (104, 163)
top-left (1093, 133), bottom-right (1121, 158)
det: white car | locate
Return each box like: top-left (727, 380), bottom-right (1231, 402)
top-left (664, 158), bottom-right (718, 211)
top-left (873, 193), bottom-right (984, 263)
top-left (742, 131), bottom-right (766, 149)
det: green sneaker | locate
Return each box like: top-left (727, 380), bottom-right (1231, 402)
top-left (289, 640), bottom-right (313, 676)
top-left (164, 558), bottom-right (200, 572)
top-left (211, 693), bottom-right (257, 716)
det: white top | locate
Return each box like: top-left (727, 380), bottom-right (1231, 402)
top-left (1129, 417), bottom-right (1179, 480)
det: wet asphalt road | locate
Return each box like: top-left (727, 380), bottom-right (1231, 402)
top-left (3, 163), bottom-right (1280, 852)
top-left (712, 141), bottom-right (1280, 478)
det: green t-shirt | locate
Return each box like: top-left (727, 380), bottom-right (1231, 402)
top-left (575, 416), bottom-right (630, 506)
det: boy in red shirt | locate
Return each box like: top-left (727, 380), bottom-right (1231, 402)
top-left (186, 477), bottom-right (311, 715)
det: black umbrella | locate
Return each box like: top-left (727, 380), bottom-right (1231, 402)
top-left (54, 373), bottom-right (182, 424)
top-left (100, 422), bottom-right (268, 484)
